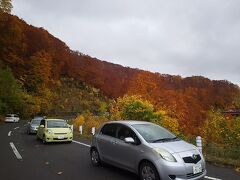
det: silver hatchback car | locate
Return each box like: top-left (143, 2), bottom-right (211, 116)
top-left (90, 121), bottom-right (206, 180)
top-left (27, 116), bottom-right (45, 134)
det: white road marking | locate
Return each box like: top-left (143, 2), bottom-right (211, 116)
top-left (204, 176), bottom-right (222, 180)
top-left (8, 131), bottom-right (12, 137)
top-left (14, 127), bottom-right (19, 130)
top-left (9, 142), bottom-right (22, 160)
top-left (72, 140), bottom-right (91, 147)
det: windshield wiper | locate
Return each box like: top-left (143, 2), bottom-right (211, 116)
top-left (152, 136), bottom-right (179, 143)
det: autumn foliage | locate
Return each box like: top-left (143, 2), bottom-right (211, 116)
top-left (0, 13), bottom-right (240, 138)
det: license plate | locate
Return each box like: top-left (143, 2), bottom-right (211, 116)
top-left (193, 164), bottom-right (202, 174)
top-left (57, 135), bottom-right (64, 139)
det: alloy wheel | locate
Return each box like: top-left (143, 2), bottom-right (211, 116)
top-left (140, 162), bottom-right (160, 180)
top-left (91, 149), bottom-right (101, 166)
top-left (42, 135), bottom-right (46, 144)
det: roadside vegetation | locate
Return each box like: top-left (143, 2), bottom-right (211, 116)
top-left (203, 110), bottom-right (240, 167)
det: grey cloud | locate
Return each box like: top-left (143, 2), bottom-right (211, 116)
top-left (12, 0), bottom-right (240, 85)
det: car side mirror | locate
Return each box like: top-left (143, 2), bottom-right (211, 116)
top-left (124, 137), bottom-right (135, 144)
top-left (39, 125), bottom-right (44, 128)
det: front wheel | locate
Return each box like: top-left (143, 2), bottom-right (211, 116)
top-left (90, 148), bottom-right (101, 166)
top-left (42, 135), bottom-right (47, 144)
top-left (139, 161), bottom-right (160, 180)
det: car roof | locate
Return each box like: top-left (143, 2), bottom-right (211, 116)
top-left (6, 114), bottom-right (18, 116)
top-left (32, 117), bottom-right (43, 120)
top-left (45, 119), bottom-right (66, 121)
top-left (106, 120), bottom-right (153, 126)
top-left (33, 116), bottom-right (44, 118)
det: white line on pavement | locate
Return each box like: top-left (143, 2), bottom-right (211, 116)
top-left (8, 131), bottom-right (12, 137)
top-left (9, 142), bottom-right (22, 160)
top-left (204, 176), bottom-right (222, 180)
top-left (72, 140), bottom-right (91, 147)
top-left (14, 127), bottom-right (19, 130)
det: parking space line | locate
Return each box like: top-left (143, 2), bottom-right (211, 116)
top-left (8, 131), bottom-right (12, 137)
top-left (204, 176), bottom-right (222, 180)
top-left (72, 140), bottom-right (91, 147)
top-left (9, 142), bottom-right (22, 160)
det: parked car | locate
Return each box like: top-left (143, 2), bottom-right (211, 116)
top-left (37, 119), bottom-right (73, 143)
top-left (90, 121), bottom-right (206, 180)
top-left (5, 114), bottom-right (20, 123)
top-left (27, 116), bottom-right (45, 134)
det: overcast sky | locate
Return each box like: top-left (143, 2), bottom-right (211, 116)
top-left (12, 0), bottom-right (240, 85)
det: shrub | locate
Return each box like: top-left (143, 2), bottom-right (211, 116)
top-left (73, 115), bottom-right (85, 131)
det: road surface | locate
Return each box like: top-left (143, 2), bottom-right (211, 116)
top-left (0, 121), bottom-right (239, 180)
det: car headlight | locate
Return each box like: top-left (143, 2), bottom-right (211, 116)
top-left (154, 148), bottom-right (177, 162)
top-left (46, 129), bottom-right (53, 134)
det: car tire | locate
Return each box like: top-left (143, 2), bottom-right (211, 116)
top-left (139, 161), bottom-right (160, 180)
top-left (42, 135), bottom-right (47, 144)
top-left (90, 148), bottom-right (101, 167)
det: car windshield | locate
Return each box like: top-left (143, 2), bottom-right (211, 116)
top-left (132, 124), bottom-right (178, 143)
top-left (47, 120), bottom-right (68, 128)
top-left (31, 119), bottom-right (42, 125)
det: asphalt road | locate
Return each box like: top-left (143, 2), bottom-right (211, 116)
top-left (0, 121), bottom-right (239, 180)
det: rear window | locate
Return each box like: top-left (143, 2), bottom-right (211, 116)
top-left (100, 124), bottom-right (118, 137)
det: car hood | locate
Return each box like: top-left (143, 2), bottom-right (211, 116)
top-left (149, 140), bottom-right (197, 154)
top-left (47, 128), bottom-right (71, 133)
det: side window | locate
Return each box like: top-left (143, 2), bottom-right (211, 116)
top-left (100, 124), bottom-right (117, 138)
top-left (40, 120), bottom-right (45, 126)
top-left (117, 125), bottom-right (141, 145)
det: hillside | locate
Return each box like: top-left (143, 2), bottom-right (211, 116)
top-left (0, 13), bottom-right (239, 134)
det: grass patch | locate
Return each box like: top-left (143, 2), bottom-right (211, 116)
top-left (73, 130), bottom-right (93, 144)
top-left (204, 143), bottom-right (240, 167)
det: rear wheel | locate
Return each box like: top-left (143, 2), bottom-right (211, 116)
top-left (90, 148), bottom-right (101, 166)
top-left (139, 161), bottom-right (160, 180)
